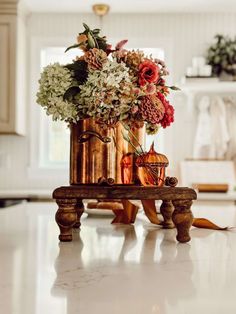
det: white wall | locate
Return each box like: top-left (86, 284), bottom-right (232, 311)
top-left (0, 12), bottom-right (236, 191)
top-left (27, 12), bottom-right (236, 82)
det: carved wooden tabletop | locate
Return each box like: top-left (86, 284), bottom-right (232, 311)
top-left (53, 185), bottom-right (197, 200)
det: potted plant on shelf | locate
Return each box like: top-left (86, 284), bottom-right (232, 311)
top-left (36, 23), bottom-right (178, 186)
top-left (206, 34), bottom-right (236, 81)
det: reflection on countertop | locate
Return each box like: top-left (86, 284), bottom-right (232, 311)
top-left (0, 201), bottom-right (236, 314)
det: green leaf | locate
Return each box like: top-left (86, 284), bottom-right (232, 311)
top-left (83, 23), bottom-right (90, 32)
top-left (65, 60), bottom-right (88, 84)
top-left (65, 41), bottom-right (86, 53)
top-left (63, 86), bottom-right (81, 102)
top-left (66, 60), bottom-right (87, 71)
top-left (95, 38), bottom-right (108, 51)
top-left (169, 86), bottom-right (181, 91)
top-left (87, 32), bottom-right (96, 48)
top-left (92, 28), bottom-right (101, 34)
top-left (65, 43), bottom-right (80, 53)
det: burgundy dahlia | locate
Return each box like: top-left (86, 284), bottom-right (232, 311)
top-left (157, 92), bottom-right (175, 128)
top-left (139, 95), bottom-right (165, 124)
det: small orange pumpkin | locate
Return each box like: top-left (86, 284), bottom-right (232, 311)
top-left (136, 142), bottom-right (169, 186)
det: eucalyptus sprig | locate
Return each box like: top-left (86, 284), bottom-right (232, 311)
top-left (121, 131), bottom-right (144, 156)
top-left (121, 123), bottom-right (145, 155)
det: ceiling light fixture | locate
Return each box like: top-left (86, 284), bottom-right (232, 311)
top-left (92, 4), bottom-right (110, 17)
top-left (92, 4), bottom-right (110, 29)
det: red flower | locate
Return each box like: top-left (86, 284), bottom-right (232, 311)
top-left (157, 92), bottom-right (174, 128)
top-left (138, 60), bottom-right (159, 86)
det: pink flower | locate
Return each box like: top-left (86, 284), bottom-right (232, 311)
top-left (138, 60), bottom-right (159, 86)
top-left (157, 92), bottom-right (174, 128)
top-left (131, 87), bottom-right (141, 96)
top-left (145, 83), bottom-right (156, 95)
top-left (106, 40), bottom-right (128, 55)
top-left (115, 39), bottom-right (128, 50)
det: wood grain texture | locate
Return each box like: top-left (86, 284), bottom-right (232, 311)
top-left (73, 199), bottom-right (84, 229)
top-left (53, 185), bottom-right (196, 242)
top-left (172, 199), bottom-right (194, 243)
top-left (160, 200), bottom-right (175, 229)
top-left (53, 185), bottom-right (197, 201)
top-left (55, 198), bottom-right (77, 242)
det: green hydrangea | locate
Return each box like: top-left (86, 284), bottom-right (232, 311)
top-left (36, 63), bottom-right (78, 122)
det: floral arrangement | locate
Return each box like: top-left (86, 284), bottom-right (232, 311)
top-left (206, 34), bottom-right (236, 78)
top-left (37, 23), bottom-right (178, 134)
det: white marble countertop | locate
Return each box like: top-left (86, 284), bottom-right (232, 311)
top-left (0, 201), bottom-right (236, 314)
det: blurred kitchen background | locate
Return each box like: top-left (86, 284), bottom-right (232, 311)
top-left (0, 0), bottom-right (236, 204)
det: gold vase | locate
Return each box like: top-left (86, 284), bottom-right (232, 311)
top-left (70, 119), bottom-right (144, 185)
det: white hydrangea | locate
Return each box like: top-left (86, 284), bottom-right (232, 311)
top-left (79, 60), bottom-right (131, 95)
top-left (76, 60), bottom-right (134, 124)
top-left (36, 63), bottom-right (78, 122)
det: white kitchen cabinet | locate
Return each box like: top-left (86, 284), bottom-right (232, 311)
top-left (0, 2), bottom-right (26, 135)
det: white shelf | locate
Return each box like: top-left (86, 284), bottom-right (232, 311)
top-left (180, 80), bottom-right (236, 94)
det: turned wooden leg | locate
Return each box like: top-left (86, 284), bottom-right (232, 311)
top-left (160, 200), bottom-right (175, 229)
top-left (73, 199), bottom-right (84, 229)
top-left (172, 199), bottom-right (194, 243)
top-left (55, 198), bottom-right (77, 242)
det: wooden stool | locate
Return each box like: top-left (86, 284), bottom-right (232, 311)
top-left (53, 185), bottom-right (197, 243)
